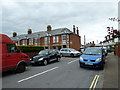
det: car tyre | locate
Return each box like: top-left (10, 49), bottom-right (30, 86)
top-left (56, 57), bottom-right (60, 62)
top-left (79, 62), bottom-right (83, 68)
top-left (100, 62), bottom-right (104, 70)
top-left (42, 59), bottom-right (48, 66)
top-left (71, 54), bottom-right (74, 58)
top-left (16, 63), bottom-right (26, 73)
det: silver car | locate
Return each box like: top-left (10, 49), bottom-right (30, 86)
top-left (60, 48), bottom-right (81, 57)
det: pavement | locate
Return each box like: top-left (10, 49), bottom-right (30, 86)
top-left (102, 52), bottom-right (119, 89)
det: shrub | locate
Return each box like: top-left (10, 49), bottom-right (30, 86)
top-left (17, 45), bottom-right (44, 52)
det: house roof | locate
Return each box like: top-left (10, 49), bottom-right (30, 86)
top-left (11, 28), bottom-right (75, 41)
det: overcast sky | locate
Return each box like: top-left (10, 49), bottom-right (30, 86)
top-left (1, 0), bottom-right (119, 44)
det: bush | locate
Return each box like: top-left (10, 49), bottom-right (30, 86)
top-left (17, 45), bottom-right (44, 52)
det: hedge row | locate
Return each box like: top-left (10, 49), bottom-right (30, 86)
top-left (17, 45), bottom-right (44, 52)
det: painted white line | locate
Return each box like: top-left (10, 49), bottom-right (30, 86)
top-left (93, 75), bottom-right (100, 89)
top-left (89, 75), bottom-right (100, 90)
top-left (18, 66), bottom-right (59, 83)
top-left (89, 75), bottom-right (98, 90)
top-left (67, 59), bottom-right (79, 64)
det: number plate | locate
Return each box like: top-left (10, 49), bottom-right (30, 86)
top-left (85, 63), bottom-right (93, 65)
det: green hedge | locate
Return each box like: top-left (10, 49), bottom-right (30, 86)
top-left (17, 45), bottom-right (44, 52)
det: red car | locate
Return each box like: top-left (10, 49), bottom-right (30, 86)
top-left (0, 34), bottom-right (30, 73)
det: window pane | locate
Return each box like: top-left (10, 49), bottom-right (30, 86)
top-left (62, 35), bottom-right (67, 40)
top-left (7, 44), bottom-right (17, 53)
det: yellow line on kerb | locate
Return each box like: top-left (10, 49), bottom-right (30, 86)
top-left (89, 75), bottom-right (100, 90)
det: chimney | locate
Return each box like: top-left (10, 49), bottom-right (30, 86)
top-left (13, 32), bottom-right (17, 37)
top-left (76, 27), bottom-right (79, 35)
top-left (73, 25), bottom-right (75, 33)
top-left (28, 29), bottom-right (32, 34)
top-left (47, 25), bottom-right (52, 31)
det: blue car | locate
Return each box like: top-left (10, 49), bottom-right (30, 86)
top-left (79, 47), bottom-right (106, 69)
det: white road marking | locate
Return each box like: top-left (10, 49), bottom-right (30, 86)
top-left (18, 66), bottom-right (59, 83)
top-left (89, 75), bottom-right (100, 90)
top-left (67, 59), bottom-right (79, 64)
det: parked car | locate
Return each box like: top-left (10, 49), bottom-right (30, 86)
top-left (79, 47), bottom-right (106, 69)
top-left (0, 34), bottom-right (30, 73)
top-left (60, 48), bottom-right (81, 57)
top-left (103, 47), bottom-right (108, 56)
top-left (30, 49), bottom-right (61, 66)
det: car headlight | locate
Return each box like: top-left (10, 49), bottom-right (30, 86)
top-left (30, 58), bottom-right (32, 61)
top-left (80, 57), bottom-right (83, 61)
top-left (38, 58), bottom-right (44, 61)
top-left (96, 58), bottom-right (101, 62)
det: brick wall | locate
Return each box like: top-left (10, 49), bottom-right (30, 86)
top-left (17, 34), bottom-right (81, 50)
top-left (115, 43), bottom-right (120, 57)
top-left (69, 34), bottom-right (81, 50)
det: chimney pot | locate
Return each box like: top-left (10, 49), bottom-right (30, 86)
top-left (73, 25), bottom-right (75, 33)
top-left (76, 27), bottom-right (79, 35)
top-left (13, 32), bottom-right (17, 37)
top-left (28, 29), bottom-right (32, 34)
top-left (47, 25), bottom-right (52, 31)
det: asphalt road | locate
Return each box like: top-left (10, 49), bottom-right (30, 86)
top-left (2, 56), bottom-right (104, 89)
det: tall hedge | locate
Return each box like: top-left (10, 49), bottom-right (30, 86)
top-left (17, 45), bottom-right (44, 52)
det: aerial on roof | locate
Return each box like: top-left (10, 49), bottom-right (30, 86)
top-left (11, 28), bottom-right (74, 41)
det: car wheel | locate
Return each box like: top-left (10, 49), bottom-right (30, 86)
top-left (100, 62), bottom-right (104, 70)
top-left (80, 63), bottom-right (83, 68)
top-left (43, 60), bottom-right (48, 66)
top-left (16, 63), bottom-right (26, 73)
top-left (60, 53), bottom-right (63, 57)
top-left (71, 54), bottom-right (74, 58)
top-left (56, 57), bottom-right (60, 62)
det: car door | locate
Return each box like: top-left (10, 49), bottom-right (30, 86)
top-left (49, 50), bottom-right (56, 62)
top-left (6, 44), bottom-right (21, 70)
top-left (65, 49), bottom-right (71, 56)
top-left (60, 49), bottom-right (66, 56)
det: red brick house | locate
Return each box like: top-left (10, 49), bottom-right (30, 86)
top-left (11, 25), bottom-right (81, 50)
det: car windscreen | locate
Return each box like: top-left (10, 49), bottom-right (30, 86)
top-left (38, 50), bottom-right (49, 55)
top-left (83, 48), bottom-right (102, 55)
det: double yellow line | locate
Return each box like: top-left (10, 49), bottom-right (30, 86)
top-left (89, 75), bottom-right (100, 90)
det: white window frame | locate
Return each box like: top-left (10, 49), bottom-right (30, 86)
top-left (44, 37), bottom-right (50, 44)
top-left (35, 38), bottom-right (40, 45)
top-left (22, 39), bottom-right (27, 45)
top-left (53, 36), bottom-right (59, 43)
top-left (62, 35), bottom-right (67, 41)
top-left (29, 38), bottom-right (33, 45)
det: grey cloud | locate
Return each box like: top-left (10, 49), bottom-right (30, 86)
top-left (2, 2), bottom-right (117, 44)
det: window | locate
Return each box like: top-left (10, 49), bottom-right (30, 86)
top-left (7, 44), bottom-right (17, 53)
top-left (35, 38), bottom-right (40, 45)
top-left (53, 36), bottom-right (59, 43)
top-left (62, 35), bottom-right (67, 41)
top-left (44, 37), bottom-right (50, 44)
top-left (29, 38), bottom-right (33, 45)
top-left (22, 39), bottom-right (27, 45)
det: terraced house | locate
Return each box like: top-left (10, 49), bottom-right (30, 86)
top-left (11, 25), bottom-right (81, 50)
